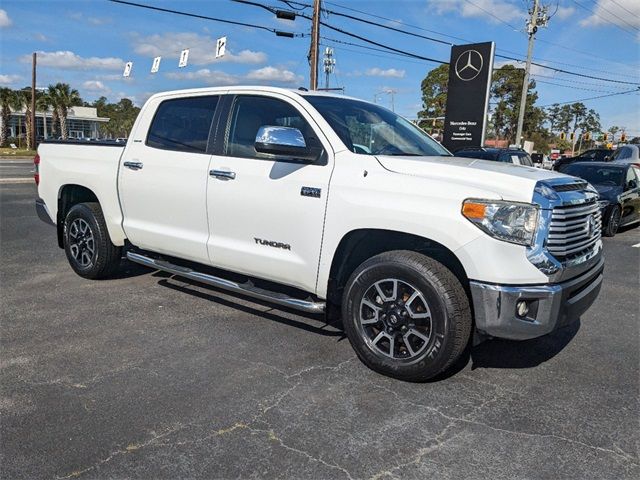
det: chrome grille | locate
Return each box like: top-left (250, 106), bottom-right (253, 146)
top-left (547, 201), bottom-right (601, 259)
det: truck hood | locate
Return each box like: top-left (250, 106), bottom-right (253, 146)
top-left (375, 155), bottom-right (569, 203)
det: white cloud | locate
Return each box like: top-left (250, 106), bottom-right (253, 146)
top-left (578, 0), bottom-right (639, 35)
top-left (245, 66), bottom-right (302, 84)
top-left (0, 74), bottom-right (22, 86)
top-left (0, 9), bottom-right (11, 28)
top-left (23, 51), bottom-right (125, 71)
top-left (554, 6), bottom-right (576, 20)
top-left (133, 33), bottom-right (267, 66)
top-left (165, 69), bottom-right (239, 86)
top-left (82, 80), bottom-right (111, 94)
top-left (166, 66), bottom-right (303, 86)
top-left (69, 12), bottom-right (111, 25)
top-left (365, 67), bottom-right (406, 78)
top-left (427, 0), bottom-right (524, 24)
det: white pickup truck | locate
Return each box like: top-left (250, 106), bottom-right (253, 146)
top-left (35, 86), bottom-right (604, 381)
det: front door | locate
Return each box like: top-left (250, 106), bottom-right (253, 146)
top-left (119, 94), bottom-right (219, 264)
top-left (206, 93), bottom-right (333, 293)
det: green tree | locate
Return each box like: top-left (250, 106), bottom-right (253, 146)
top-left (490, 65), bottom-right (544, 144)
top-left (35, 90), bottom-right (53, 140)
top-left (0, 87), bottom-right (13, 147)
top-left (416, 64), bottom-right (449, 131)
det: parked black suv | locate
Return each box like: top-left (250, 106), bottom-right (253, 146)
top-left (454, 147), bottom-right (534, 166)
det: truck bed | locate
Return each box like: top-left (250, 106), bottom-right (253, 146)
top-left (37, 141), bottom-right (127, 245)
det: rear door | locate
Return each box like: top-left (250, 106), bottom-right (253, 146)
top-left (205, 92), bottom-right (333, 293)
top-left (119, 94), bottom-right (220, 264)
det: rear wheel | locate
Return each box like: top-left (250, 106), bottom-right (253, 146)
top-left (603, 205), bottom-right (621, 237)
top-left (342, 251), bottom-right (471, 382)
top-left (64, 202), bottom-right (122, 279)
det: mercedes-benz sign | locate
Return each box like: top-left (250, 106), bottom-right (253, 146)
top-left (442, 42), bottom-right (495, 152)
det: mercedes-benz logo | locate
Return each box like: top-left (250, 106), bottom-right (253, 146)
top-left (454, 49), bottom-right (484, 81)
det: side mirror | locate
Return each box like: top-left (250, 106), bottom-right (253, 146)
top-left (254, 126), bottom-right (314, 161)
top-left (604, 155), bottom-right (610, 161)
top-left (627, 179), bottom-right (638, 190)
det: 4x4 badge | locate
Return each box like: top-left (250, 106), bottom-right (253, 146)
top-left (301, 186), bottom-right (321, 198)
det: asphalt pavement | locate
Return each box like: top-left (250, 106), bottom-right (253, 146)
top-left (0, 157), bottom-right (34, 183)
top-left (1, 181), bottom-right (638, 479)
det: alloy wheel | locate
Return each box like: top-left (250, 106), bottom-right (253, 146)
top-left (68, 218), bottom-right (95, 267)
top-left (358, 278), bottom-right (433, 360)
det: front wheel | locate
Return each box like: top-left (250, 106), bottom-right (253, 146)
top-left (603, 205), bottom-right (621, 237)
top-left (342, 251), bottom-right (472, 382)
top-left (64, 202), bottom-right (122, 279)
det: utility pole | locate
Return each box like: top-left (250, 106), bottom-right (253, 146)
top-left (309, 0), bottom-right (321, 90)
top-left (386, 89), bottom-right (397, 112)
top-left (323, 47), bottom-right (335, 90)
top-left (514, 0), bottom-right (548, 148)
top-left (31, 52), bottom-right (36, 150)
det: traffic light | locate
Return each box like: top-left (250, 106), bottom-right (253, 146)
top-left (560, 132), bottom-right (566, 141)
top-left (603, 133), bottom-right (608, 142)
top-left (570, 132), bottom-right (575, 142)
top-left (621, 133), bottom-right (626, 142)
top-left (584, 132), bottom-right (591, 141)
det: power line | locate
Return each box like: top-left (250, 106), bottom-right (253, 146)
top-left (589, 0), bottom-right (640, 32)
top-left (603, 0), bottom-right (637, 17)
top-left (108, 0), bottom-right (305, 36)
top-left (571, 0), bottom-right (639, 37)
top-left (531, 73), bottom-right (632, 90)
top-left (539, 88), bottom-right (640, 107)
top-left (533, 78), bottom-right (622, 94)
top-left (324, 0), bottom-right (638, 75)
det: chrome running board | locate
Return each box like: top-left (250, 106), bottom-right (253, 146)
top-left (126, 251), bottom-right (326, 314)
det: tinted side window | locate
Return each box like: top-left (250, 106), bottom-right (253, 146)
top-left (147, 96), bottom-right (219, 153)
top-left (617, 147), bottom-right (631, 160)
top-left (225, 95), bottom-right (321, 160)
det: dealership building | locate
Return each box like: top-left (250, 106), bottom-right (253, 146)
top-left (7, 106), bottom-right (109, 140)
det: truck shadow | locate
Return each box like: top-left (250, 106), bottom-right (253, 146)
top-left (155, 274), bottom-right (345, 339)
top-left (469, 320), bottom-right (581, 370)
top-left (137, 267), bottom-right (580, 380)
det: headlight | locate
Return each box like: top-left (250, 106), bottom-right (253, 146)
top-left (462, 199), bottom-right (539, 246)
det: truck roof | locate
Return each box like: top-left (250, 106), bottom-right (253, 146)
top-left (146, 85), bottom-right (360, 103)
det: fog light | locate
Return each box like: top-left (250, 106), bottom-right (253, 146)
top-left (516, 301), bottom-right (529, 317)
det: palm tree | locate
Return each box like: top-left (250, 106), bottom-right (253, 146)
top-left (50, 83), bottom-right (81, 140)
top-left (36, 91), bottom-right (52, 140)
top-left (9, 89), bottom-right (31, 149)
top-left (0, 87), bottom-right (13, 147)
top-left (47, 84), bottom-right (60, 138)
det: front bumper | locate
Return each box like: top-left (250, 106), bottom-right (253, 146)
top-left (470, 257), bottom-right (604, 340)
top-left (35, 198), bottom-right (55, 226)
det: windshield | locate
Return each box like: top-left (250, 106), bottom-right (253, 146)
top-left (563, 164), bottom-right (625, 186)
top-left (304, 96), bottom-right (451, 157)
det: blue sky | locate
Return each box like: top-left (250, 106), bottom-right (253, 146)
top-left (1, 0), bottom-right (638, 134)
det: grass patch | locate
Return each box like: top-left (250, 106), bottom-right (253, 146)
top-left (0, 148), bottom-right (37, 157)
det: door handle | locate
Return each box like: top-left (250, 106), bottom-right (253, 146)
top-left (210, 170), bottom-right (236, 180)
top-left (123, 161), bottom-right (143, 170)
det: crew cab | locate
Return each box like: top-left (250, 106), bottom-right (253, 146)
top-left (35, 87), bottom-right (604, 381)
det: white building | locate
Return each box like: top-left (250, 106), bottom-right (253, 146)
top-left (8, 106), bottom-right (110, 140)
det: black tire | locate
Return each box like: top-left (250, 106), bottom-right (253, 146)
top-left (63, 202), bottom-right (122, 279)
top-left (341, 251), bottom-right (472, 382)
top-left (603, 205), bottom-right (621, 237)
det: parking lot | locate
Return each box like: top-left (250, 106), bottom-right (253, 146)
top-left (1, 180), bottom-right (638, 479)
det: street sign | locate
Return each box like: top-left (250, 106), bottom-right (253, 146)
top-left (216, 36), bottom-right (227, 58)
top-left (151, 56), bottom-right (161, 74)
top-left (442, 42), bottom-right (495, 152)
top-left (123, 61), bottom-right (133, 77)
top-left (178, 49), bottom-right (190, 68)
